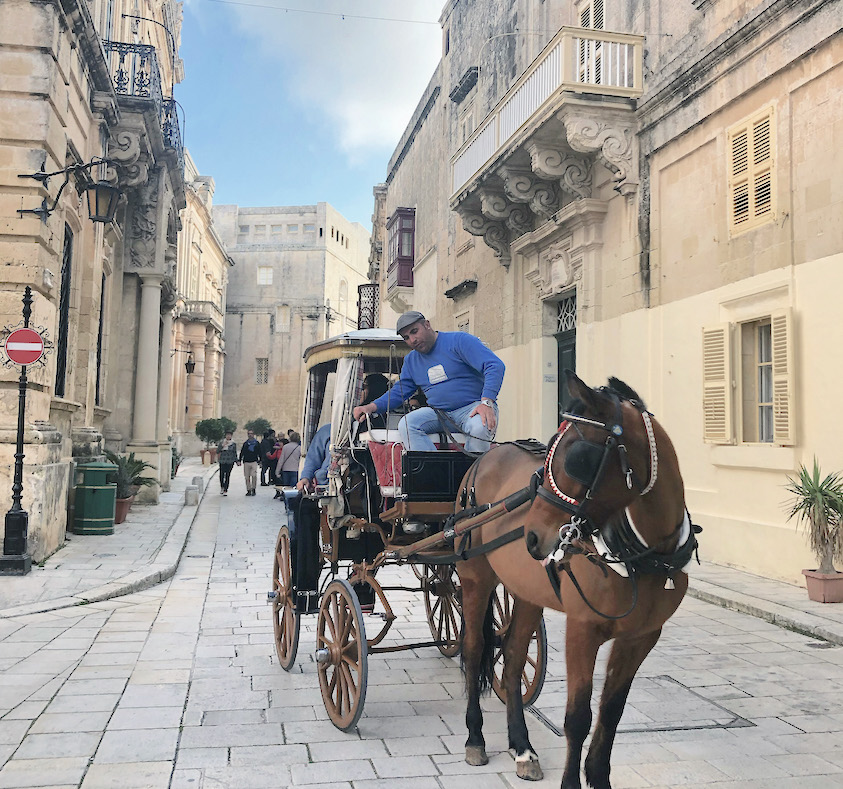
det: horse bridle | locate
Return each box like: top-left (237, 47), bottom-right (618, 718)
top-left (536, 391), bottom-right (659, 559)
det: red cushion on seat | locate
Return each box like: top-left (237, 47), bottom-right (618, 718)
top-left (368, 441), bottom-right (403, 491)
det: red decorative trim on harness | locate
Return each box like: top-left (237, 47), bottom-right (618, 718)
top-left (544, 421), bottom-right (580, 506)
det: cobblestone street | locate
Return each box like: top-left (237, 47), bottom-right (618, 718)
top-left (1, 469), bottom-right (843, 789)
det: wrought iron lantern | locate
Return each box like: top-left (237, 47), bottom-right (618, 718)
top-left (85, 181), bottom-right (121, 223)
top-left (184, 352), bottom-right (196, 375)
top-left (17, 158), bottom-right (119, 224)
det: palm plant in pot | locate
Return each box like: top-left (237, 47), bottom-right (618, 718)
top-left (786, 458), bottom-right (843, 603)
top-left (104, 450), bottom-right (157, 524)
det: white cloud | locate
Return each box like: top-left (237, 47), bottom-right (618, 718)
top-left (222, 0), bottom-right (443, 157)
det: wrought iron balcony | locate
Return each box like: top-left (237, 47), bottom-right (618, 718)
top-left (451, 26), bottom-right (643, 197)
top-left (357, 283), bottom-right (379, 329)
top-left (102, 41), bottom-right (184, 174)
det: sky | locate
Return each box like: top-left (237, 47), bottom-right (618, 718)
top-left (177, 0), bottom-right (445, 227)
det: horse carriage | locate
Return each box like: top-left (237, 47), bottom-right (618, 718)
top-left (268, 328), bottom-right (547, 730)
top-left (269, 327), bottom-right (701, 787)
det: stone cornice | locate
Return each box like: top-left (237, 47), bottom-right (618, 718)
top-left (637, 0), bottom-right (830, 136)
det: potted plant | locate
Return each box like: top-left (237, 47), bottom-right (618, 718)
top-left (104, 450), bottom-right (157, 524)
top-left (786, 458), bottom-right (843, 603)
top-left (245, 417), bottom-right (272, 437)
top-left (195, 418), bottom-right (224, 464)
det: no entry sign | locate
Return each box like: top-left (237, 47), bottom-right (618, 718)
top-left (5, 328), bottom-right (45, 365)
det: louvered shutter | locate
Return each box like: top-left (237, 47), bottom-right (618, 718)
top-left (728, 107), bottom-right (775, 234)
top-left (702, 324), bottom-right (732, 444)
top-left (770, 308), bottom-right (794, 445)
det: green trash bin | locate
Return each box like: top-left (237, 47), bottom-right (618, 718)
top-left (73, 461), bottom-right (117, 535)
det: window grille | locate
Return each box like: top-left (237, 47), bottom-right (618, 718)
top-left (557, 295), bottom-right (577, 333)
top-left (357, 283), bottom-right (379, 329)
top-left (256, 358), bottom-right (269, 385)
top-left (55, 224), bottom-right (73, 398)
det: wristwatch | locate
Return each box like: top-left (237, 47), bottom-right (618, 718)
top-left (480, 398), bottom-right (495, 408)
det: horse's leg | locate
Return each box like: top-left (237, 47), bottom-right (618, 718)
top-left (459, 558), bottom-right (498, 766)
top-left (562, 618), bottom-right (605, 789)
top-left (584, 628), bottom-right (661, 789)
top-left (502, 598), bottom-right (544, 781)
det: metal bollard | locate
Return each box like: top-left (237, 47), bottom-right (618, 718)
top-left (184, 486), bottom-right (199, 506)
top-left (191, 475), bottom-right (204, 493)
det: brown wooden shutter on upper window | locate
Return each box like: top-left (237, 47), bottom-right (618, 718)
top-left (770, 308), bottom-right (794, 445)
top-left (702, 323), bottom-right (733, 444)
top-left (728, 107), bottom-right (775, 235)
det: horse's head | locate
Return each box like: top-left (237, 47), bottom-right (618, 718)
top-left (524, 371), bottom-right (657, 562)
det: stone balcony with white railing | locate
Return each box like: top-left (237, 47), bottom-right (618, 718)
top-left (450, 26), bottom-right (643, 266)
top-left (180, 299), bottom-right (225, 332)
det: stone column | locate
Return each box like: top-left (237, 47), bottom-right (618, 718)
top-left (187, 338), bottom-right (206, 428)
top-left (203, 342), bottom-right (218, 418)
top-left (128, 274), bottom-right (162, 502)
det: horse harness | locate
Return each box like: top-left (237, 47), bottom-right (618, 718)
top-left (421, 391), bottom-right (701, 620)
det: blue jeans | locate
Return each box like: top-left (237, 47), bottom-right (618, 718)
top-left (397, 401), bottom-right (497, 453)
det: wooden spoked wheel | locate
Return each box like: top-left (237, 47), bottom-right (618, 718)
top-left (422, 564), bottom-right (462, 657)
top-left (490, 584), bottom-right (547, 706)
top-left (316, 578), bottom-right (368, 730)
top-left (272, 525), bottom-right (300, 671)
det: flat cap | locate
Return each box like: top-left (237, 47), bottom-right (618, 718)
top-left (396, 310), bottom-right (426, 334)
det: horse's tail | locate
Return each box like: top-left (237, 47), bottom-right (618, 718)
top-left (477, 595), bottom-right (496, 694)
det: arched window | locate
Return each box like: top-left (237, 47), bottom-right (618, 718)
top-left (55, 224), bottom-right (73, 397)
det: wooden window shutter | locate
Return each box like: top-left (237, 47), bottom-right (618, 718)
top-left (702, 323), bottom-right (732, 444)
top-left (770, 308), bottom-right (794, 445)
top-left (728, 107), bottom-right (775, 235)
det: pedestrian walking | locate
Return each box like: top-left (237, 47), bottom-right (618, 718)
top-left (216, 431), bottom-right (237, 495)
top-left (259, 430), bottom-right (276, 486)
top-left (272, 431), bottom-right (301, 498)
top-left (239, 429), bottom-right (262, 495)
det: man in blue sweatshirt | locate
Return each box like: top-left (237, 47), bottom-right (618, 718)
top-left (352, 311), bottom-right (505, 452)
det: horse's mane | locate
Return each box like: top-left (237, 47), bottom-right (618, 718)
top-left (606, 377), bottom-right (646, 410)
top-left (563, 377), bottom-right (646, 420)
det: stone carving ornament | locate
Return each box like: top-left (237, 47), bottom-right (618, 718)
top-left (477, 186), bottom-right (533, 237)
top-left (129, 174), bottom-right (160, 268)
top-left (106, 130), bottom-right (149, 187)
top-left (561, 114), bottom-right (637, 194)
top-left (498, 165), bottom-right (560, 220)
top-left (527, 143), bottom-right (593, 199)
top-left (460, 210), bottom-right (511, 266)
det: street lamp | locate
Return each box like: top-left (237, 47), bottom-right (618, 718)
top-left (172, 344), bottom-right (195, 374)
top-left (17, 158), bottom-right (120, 224)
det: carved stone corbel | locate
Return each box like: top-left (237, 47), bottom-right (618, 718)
top-left (459, 209), bottom-right (511, 267)
top-left (477, 185), bottom-right (533, 237)
top-left (498, 164), bottom-right (559, 219)
top-left (107, 130), bottom-right (150, 188)
top-left (558, 111), bottom-right (638, 196)
top-left (527, 143), bottom-right (593, 200)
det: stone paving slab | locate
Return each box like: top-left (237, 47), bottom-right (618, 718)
top-left (0, 460), bottom-right (216, 619)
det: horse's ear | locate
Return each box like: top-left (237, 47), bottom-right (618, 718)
top-left (564, 370), bottom-right (596, 406)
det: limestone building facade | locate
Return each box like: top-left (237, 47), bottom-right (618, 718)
top-left (170, 153), bottom-right (233, 456)
top-left (0, 0), bottom-right (217, 562)
top-left (371, 0), bottom-right (842, 583)
top-left (216, 204), bottom-right (369, 434)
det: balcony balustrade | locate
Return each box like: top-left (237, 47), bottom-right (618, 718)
top-left (182, 299), bottom-right (225, 331)
top-left (451, 26), bottom-right (643, 197)
top-left (102, 41), bottom-right (184, 174)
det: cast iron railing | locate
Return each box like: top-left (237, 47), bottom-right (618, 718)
top-left (102, 41), bottom-right (184, 175)
top-left (357, 283), bottom-right (379, 329)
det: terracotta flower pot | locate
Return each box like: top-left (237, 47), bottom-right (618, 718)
top-left (114, 495), bottom-right (134, 525)
top-left (802, 569), bottom-right (843, 603)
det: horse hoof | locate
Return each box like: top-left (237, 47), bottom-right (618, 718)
top-left (465, 745), bottom-right (489, 766)
top-left (516, 759), bottom-right (544, 781)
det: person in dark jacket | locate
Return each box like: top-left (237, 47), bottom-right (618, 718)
top-left (239, 429), bottom-right (262, 495)
top-left (259, 430), bottom-right (276, 486)
top-left (216, 431), bottom-right (238, 495)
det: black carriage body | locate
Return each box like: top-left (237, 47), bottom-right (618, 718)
top-left (401, 450), bottom-right (476, 502)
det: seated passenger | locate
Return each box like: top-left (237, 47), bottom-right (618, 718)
top-left (359, 373), bottom-right (390, 430)
top-left (296, 423), bottom-right (331, 493)
top-left (352, 311), bottom-right (504, 453)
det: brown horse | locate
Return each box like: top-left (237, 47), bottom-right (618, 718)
top-left (456, 372), bottom-right (695, 789)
